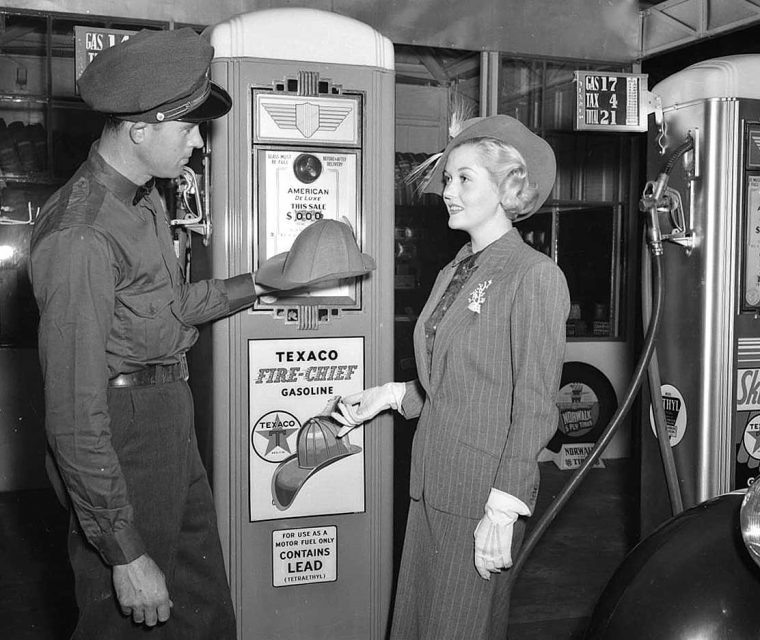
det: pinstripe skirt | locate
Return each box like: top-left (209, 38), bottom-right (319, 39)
top-left (390, 497), bottom-right (525, 640)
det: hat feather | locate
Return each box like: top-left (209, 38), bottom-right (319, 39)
top-left (404, 94), bottom-right (475, 194)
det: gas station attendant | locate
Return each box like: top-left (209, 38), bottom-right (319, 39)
top-left (335, 115), bottom-right (570, 639)
top-left (29, 28), bottom-right (274, 639)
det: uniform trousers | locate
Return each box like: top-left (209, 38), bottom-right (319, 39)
top-left (66, 380), bottom-right (236, 639)
top-left (390, 496), bottom-right (525, 640)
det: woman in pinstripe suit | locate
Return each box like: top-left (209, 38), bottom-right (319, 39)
top-left (335, 115), bottom-right (570, 639)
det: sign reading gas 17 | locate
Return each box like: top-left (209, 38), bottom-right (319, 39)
top-left (574, 71), bottom-right (648, 133)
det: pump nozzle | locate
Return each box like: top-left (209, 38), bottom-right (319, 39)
top-left (640, 176), bottom-right (667, 256)
top-left (640, 134), bottom-right (695, 256)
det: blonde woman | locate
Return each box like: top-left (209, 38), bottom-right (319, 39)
top-left (335, 115), bottom-right (570, 639)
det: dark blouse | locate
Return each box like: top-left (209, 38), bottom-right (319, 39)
top-left (423, 251), bottom-right (480, 363)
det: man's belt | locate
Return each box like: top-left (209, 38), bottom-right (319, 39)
top-left (109, 356), bottom-right (189, 388)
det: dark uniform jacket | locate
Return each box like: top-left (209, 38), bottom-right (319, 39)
top-left (29, 144), bottom-right (257, 564)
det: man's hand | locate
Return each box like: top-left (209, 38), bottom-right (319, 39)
top-left (112, 553), bottom-right (173, 627)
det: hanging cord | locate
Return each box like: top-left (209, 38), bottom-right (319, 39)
top-left (508, 252), bottom-right (665, 585)
top-left (637, 134), bottom-right (694, 516)
top-left (641, 241), bottom-right (684, 515)
top-left (508, 134), bottom-right (694, 585)
top-left (660, 137), bottom-right (694, 176)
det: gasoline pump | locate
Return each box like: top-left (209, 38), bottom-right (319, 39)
top-left (189, 8), bottom-right (396, 640)
top-left (583, 55), bottom-right (760, 638)
top-left (510, 62), bottom-right (708, 584)
top-left (164, 165), bottom-right (212, 284)
top-left (638, 55), bottom-right (760, 535)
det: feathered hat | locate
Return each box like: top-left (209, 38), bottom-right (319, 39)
top-left (410, 111), bottom-right (556, 222)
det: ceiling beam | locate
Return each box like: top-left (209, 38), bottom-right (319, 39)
top-left (640, 0), bottom-right (760, 58)
top-left (417, 48), bottom-right (451, 85)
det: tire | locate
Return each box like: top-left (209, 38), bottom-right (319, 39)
top-left (545, 361), bottom-right (618, 453)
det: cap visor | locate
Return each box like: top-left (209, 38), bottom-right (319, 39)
top-left (179, 83), bottom-right (232, 122)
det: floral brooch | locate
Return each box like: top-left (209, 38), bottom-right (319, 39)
top-left (467, 279), bottom-right (492, 314)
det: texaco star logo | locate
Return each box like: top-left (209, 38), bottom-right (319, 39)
top-left (251, 411), bottom-right (301, 463)
top-left (739, 413), bottom-right (760, 470)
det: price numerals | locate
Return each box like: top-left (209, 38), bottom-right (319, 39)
top-left (583, 74), bottom-right (622, 126)
top-left (574, 71), bottom-right (646, 132)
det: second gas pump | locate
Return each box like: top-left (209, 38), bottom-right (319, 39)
top-left (639, 54), bottom-right (760, 534)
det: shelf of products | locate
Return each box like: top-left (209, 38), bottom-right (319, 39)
top-left (0, 10), bottom-right (194, 347)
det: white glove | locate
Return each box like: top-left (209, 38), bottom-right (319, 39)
top-left (332, 382), bottom-right (407, 437)
top-left (473, 489), bottom-right (531, 580)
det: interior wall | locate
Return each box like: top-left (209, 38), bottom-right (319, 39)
top-left (3, 0), bottom-right (640, 62)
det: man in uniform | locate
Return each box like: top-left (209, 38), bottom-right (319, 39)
top-left (30, 28), bottom-right (258, 639)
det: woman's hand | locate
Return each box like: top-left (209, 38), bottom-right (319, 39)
top-left (473, 490), bottom-right (531, 580)
top-left (474, 515), bottom-right (517, 580)
top-left (333, 382), bottom-right (406, 437)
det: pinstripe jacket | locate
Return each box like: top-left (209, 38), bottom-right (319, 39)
top-left (399, 229), bottom-right (569, 519)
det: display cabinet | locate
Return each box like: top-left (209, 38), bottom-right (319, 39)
top-left (516, 204), bottom-right (621, 338)
top-left (0, 9), bottom-right (202, 491)
top-left (0, 10), bottom-right (196, 347)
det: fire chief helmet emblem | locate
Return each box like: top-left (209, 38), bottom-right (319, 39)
top-left (271, 400), bottom-right (361, 510)
top-left (262, 102), bottom-right (351, 138)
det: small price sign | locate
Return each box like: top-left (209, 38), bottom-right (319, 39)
top-left (574, 71), bottom-right (648, 132)
top-left (74, 26), bottom-right (136, 82)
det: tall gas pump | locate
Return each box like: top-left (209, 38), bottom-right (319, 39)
top-left (192, 9), bottom-right (395, 639)
top-left (640, 55), bottom-right (760, 534)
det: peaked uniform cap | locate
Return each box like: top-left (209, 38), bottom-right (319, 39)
top-left (77, 28), bottom-right (231, 123)
top-left (256, 219), bottom-right (375, 290)
top-left (422, 114), bottom-right (556, 219)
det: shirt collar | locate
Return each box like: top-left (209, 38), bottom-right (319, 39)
top-left (132, 179), bottom-right (156, 205)
top-left (86, 141), bottom-right (155, 206)
top-left (450, 228), bottom-right (523, 268)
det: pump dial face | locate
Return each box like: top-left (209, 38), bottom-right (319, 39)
top-left (293, 153), bottom-right (322, 184)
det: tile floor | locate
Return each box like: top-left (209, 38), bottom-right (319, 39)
top-left (0, 459), bottom-right (636, 639)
